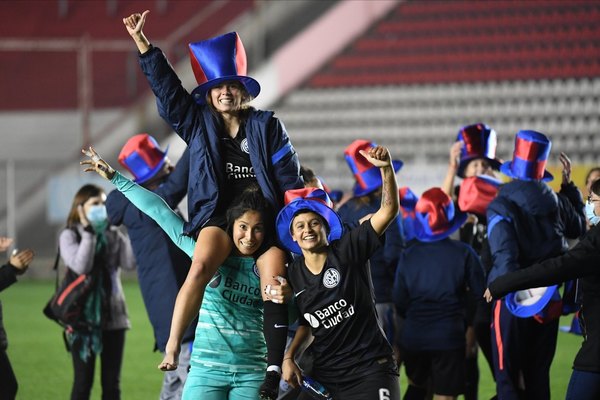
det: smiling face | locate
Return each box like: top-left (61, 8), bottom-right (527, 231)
top-left (231, 210), bottom-right (265, 256)
top-left (464, 157), bottom-right (494, 178)
top-left (290, 211), bottom-right (329, 252)
top-left (208, 81), bottom-right (247, 114)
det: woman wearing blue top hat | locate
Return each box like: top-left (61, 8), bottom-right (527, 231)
top-left (336, 139), bottom-right (405, 365)
top-left (485, 129), bottom-right (586, 400)
top-left (123, 11), bottom-right (303, 399)
top-left (393, 187), bottom-right (485, 400)
top-left (278, 145), bottom-right (400, 400)
top-left (485, 178), bottom-right (600, 400)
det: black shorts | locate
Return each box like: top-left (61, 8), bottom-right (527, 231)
top-left (402, 347), bottom-right (465, 396)
top-left (298, 370), bottom-right (399, 400)
top-left (202, 214), bottom-right (229, 232)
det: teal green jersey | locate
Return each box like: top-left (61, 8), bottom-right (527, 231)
top-left (192, 256), bottom-right (266, 372)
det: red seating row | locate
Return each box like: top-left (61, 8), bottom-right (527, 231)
top-left (354, 27), bottom-right (600, 54)
top-left (309, 0), bottom-right (600, 88)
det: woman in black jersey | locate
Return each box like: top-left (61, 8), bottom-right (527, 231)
top-left (277, 145), bottom-right (401, 400)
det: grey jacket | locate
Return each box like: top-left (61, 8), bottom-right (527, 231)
top-left (59, 225), bottom-right (135, 330)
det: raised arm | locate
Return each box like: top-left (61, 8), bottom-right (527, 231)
top-left (362, 146), bottom-right (399, 236)
top-left (441, 140), bottom-right (462, 197)
top-left (123, 10), bottom-right (151, 54)
top-left (81, 147), bottom-right (196, 257)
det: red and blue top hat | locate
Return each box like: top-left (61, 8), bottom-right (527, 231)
top-left (505, 285), bottom-right (560, 318)
top-left (456, 123), bottom-right (502, 178)
top-left (188, 32), bottom-right (260, 105)
top-left (344, 140), bottom-right (403, 197)
top-left (399, 186), bottom-right (419, 242)
top-left (500, 130), bottom-right (553, 182)
top-left (118, 134), bottom-right (169, 184)
top-left (414, 187), bottom-right (467, 242)
top-left (276, 188), bottom-right (344, 254)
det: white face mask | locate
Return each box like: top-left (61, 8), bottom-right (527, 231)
top-left (86, 204), bottom-right (108, 224)
top-left (585, 201), bottom-right (600, 226)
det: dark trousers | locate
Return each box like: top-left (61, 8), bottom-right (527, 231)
top-left (70, 329), bottom-right (126, 400)
top-left (491, 301), bottom-right (558, 400)
top-left (0, 349), bottom-right (17, 400)
top-left (566, 369), bottom-right (600, 400)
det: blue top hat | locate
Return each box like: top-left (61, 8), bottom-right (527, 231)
top-left (188, 32), bottom-right (261, 105)
top-left (500, 130), bottom-right (553, 182)
top-left (344, 139), bottom-right (403, 197)
top-left (456, 123), bottom-right (502, 178)
top-left (399, 186), bottom-right (420, 242)
top-left (414, 187), bottom-right (467, 242)
top-left (505, 285), bottom-right (559, 318)
top-left (118, 134), bottom-right (169, 184)
top-left (276, 188), bottom-right (344, 255)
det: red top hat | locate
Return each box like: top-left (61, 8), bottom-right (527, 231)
top-left (344, 139), bottom-right (403, 197)
top-left (500, 130), bottom-right (553, 182)
top-left (414, 187), bottom-right (467, 242)
top-left (456, 123), bottom-right (502, 178)
top-left (188, 32), bottom-right (260, 105)
top-left (276, 188), bottom-right (344, 254)
top-left (118, 134), bottom-right (169, 184)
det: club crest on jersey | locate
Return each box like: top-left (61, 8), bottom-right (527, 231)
top-left (323, 268), bottom-right (340, 288)
top-left (253, 264), bottom-right (260, 278)
top-left (209, 271), bottom-right (222, 288)
top-left (240, 138), bottom-right (250, 154)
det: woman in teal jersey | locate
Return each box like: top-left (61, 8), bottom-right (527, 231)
top-left (81, 147), bottom-right (287, 400)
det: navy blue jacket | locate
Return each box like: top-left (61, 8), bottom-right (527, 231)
top-left (394, 238), bottom-right (485, 350)
top-left (337, 197), bottom-right (405, 303)
top-left (106, 148), bottom-right (195, 352)
top-left (486, 180), bottom-right (585, 284)
top-left (139, 47), bottom-right (303, 235)
top-left (0, 263), bottom-right (19, 350)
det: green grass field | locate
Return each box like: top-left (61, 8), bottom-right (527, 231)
top-left (3, 280), bottom-right (581, 399)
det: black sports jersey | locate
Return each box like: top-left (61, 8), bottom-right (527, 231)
top-left (217, 123), bottom-right (258, 212)
top-left (288, 220), bottom-right (395, 382)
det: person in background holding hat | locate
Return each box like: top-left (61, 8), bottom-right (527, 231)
top-left (123, 11), bottom-right (302, 399)
top-left (279, 145), bottom-right (400, 400)
top-left (486, 130), bottom-right (586, 399)
top-left (105, 134), bottom-right (195, 400)
top-left (336, 139), bottom-right (405, 365)
top-left (60, 184), bottom-right (136, 400)
top-left (441, 123), bottom-right (503, 400)
top-left (483, 177), bottom-right (600, 400)
top-left (0, 237), bottom-right (34, 400)
top-left (393, 187), bottom-right (485, 400)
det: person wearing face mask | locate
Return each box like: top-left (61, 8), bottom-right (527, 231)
top-left (484, 178), bottom-right (600, 400)
top-left (59, 184), bottom-right (135, 400)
